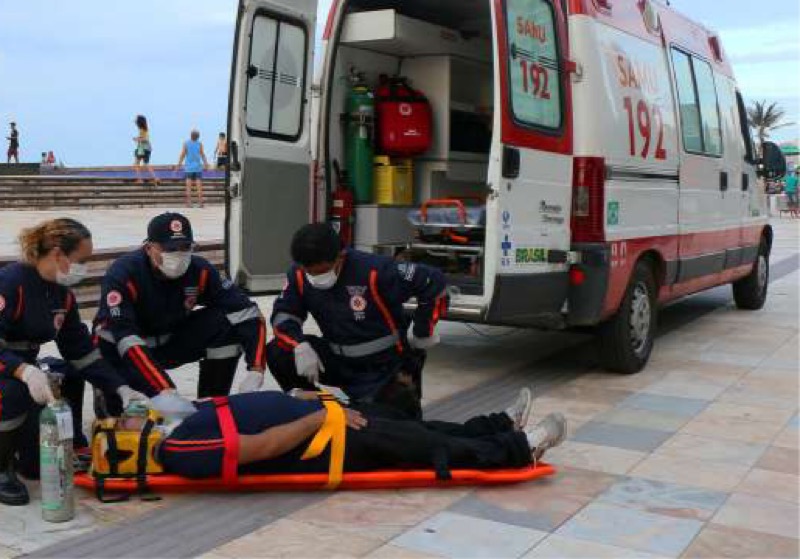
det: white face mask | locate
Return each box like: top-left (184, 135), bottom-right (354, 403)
top-left (306, 269), bottom-right (338, 290)
top-left (56, 262), bottom-right (88, 287)
top-left (159, 251), bottom-right (192, 279)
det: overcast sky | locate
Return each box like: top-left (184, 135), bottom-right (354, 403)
top-left (0, 0), bottom-right (797, 165)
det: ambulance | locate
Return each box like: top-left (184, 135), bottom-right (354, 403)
top-left (225, 0), bottom-right (787, 373)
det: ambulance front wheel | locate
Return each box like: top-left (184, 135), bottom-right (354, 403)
top-left (598, 261), bottom-right (657, 374)
top-left (732, 240), bottom-right (769, 311)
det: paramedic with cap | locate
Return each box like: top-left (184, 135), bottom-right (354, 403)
top-left (266, 223), bottom-right (447, 419)
top-left (149, 388), bottom-right (566, 481)
top-left (0, 218), bottom-right (145, 506)
top-left (94, 213), bottom-right (268, 418)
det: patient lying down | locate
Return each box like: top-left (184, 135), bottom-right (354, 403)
top-left (125, 388), bottom-right (566, 479)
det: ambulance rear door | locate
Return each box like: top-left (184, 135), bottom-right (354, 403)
top-left (485, 0), bottom-right (574, 325)
top-left (226, 0), bottom-right (317, 292)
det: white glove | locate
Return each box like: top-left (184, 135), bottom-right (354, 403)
top-left (21, 365), bottom-right (55, 405)
top-left (117, 385), bottom-right (147, 409)
top-left (237, 370), bottom-right (264, 394)
top-left (408, 332), bottom-right (440, 350)
top-left (150, 390), bottom-right (196, 421)
top-left (294, 342), bottom-right (324, 384)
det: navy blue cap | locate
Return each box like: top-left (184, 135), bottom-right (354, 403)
top-left (146, 212), bottom-right (194, 250)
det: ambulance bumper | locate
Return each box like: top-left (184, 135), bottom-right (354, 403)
top-left (566, 244), bottom-right (611, 326)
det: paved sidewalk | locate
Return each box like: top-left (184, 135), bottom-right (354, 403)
top-left (0, 219), bottom-right (797, 558)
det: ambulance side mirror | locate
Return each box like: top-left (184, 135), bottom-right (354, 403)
top-left (758, 141), bottom-right (786, 180)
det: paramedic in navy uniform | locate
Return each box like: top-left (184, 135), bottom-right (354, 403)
top-left (0, 219), bottom-right (144, 506)
top-left (94, 213), bottom-right (268, 417)
top-left (266, 223), bottom-right (448, 419)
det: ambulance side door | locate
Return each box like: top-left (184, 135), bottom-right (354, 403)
top-left (226, 0), bottom-right (317, 292)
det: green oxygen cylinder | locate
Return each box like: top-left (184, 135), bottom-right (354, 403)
top-left (39, 367), bottom-right (75, 523)
top-left (345, 74), bottom-right (375, 204)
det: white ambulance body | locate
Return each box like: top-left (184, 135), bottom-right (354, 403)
top-left (227, 0), bottom-right (784, 373)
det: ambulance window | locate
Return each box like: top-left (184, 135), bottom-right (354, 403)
top-left (736, 90), bottom-right (756, 163)
top-left (245, 14), bottom-right (307, 141)
top-left (505, 0), bottom-right (562, 130)
top-left (693, 60), bottom-right (723, 156)
top-left (672, 50), bottom-right (704, 153)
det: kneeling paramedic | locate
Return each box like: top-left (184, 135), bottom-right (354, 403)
top-left (116, 387), bottom-right (565, 481)
top-left (0, 219), bottom-right (145, 506)
top-left (94, 213), bottom-right (267, 418)
top-left (266, 224), bottom-right (447, 419)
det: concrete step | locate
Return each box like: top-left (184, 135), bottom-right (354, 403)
top-left (0, 242), bottom-right (224, 318)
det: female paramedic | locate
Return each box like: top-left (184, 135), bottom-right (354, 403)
top-left (0, 218), bottom-right (144, 506)
top-left (154, 388), bottom-right (566, 479)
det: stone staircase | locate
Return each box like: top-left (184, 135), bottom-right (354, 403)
top-left (0, 175), bottom-right (226, 209)
top-left (0, 241), bottom-right (224, 319)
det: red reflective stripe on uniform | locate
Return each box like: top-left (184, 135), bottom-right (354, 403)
top-left (127, 346), bottom-right (162, 390)
top-left (273, 327), bottom-right (299, 349)
top-left (254, 318), bottom-right (267, 369)
top-left (13, 286), bottom-right (23, 320)
top-left (165, 438), bottom-right (224, 446)
top-left (295, 269), bottom-right (304, 297)
top-left (198, 269), bottom-right (209, 296)
top-left (368, 269), bottom-right (403, 353)
top-left (213, 397), bottom-right (239, 485)
top-left (126, 280), bottom-right (138, 302)
top-left (162, 444), bottom-right (224, 453)
top-left (430, 298), bottom-right (441, 337)
top-left (131, 346), bottom-right (170, 391)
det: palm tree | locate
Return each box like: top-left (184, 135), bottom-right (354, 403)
top-left (747, 100), bottom-right (794, 150)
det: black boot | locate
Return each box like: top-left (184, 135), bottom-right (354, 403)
top-left (197, 357), bottom-right (239, 398)
top-left (0, 428), bottom-right (29, 506)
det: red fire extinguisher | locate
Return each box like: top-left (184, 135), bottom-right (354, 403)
top-left (331, 160), bottom-right (354, 247)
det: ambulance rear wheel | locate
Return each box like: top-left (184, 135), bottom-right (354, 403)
top-left (732, 240), bottom-right (769, 310)
top-left (598, 261), bottom-right (657, 374)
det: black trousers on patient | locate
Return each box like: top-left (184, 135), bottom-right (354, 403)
top-left (159, 396), bottom-right (531, 479)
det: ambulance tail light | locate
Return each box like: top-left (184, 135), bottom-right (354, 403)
top-left (571, 157), bottom-right (606, 243)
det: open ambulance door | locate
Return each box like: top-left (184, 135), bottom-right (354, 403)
top-left (226, 0), bottom-right (317, 292)
top-left (485, 0), bottom-right (573, 326)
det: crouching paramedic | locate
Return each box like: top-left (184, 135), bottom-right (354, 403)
top-left (1, 219), bottom-right (144, 506)
top-left (149, 388), bottom-right (566, 479)
top-left (94, 213), bottom-right (267, 417)
top-left (266, 223), bottom-right (447, 419)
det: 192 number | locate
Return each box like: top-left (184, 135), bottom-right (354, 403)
top-left (623, 97), bottom-right (666, 160)
top-left (520, 60), bottom-right (551, 99)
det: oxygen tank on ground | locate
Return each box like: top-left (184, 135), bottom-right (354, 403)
top-left (345, 71), bottom-right (375, 204)
top-left (39, 367), bottom-right (75, 523)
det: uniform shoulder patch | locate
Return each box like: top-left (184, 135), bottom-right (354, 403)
top-left (107, 290), bottom-right (123, 307)
top-left (396, 262), bottom-right (416, 281)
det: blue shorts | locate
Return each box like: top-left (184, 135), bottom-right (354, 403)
top-left (185, 171), bottom-right (202, 181)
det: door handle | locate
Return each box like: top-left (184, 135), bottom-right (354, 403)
top-left (741, 173), bottom-right (749, 191)
top-left (229, 141), bottom-right (241, 172)
top-left (719, 171), bottom-right (728, 192)
top-left (502, 146), bottom-right (520, 179)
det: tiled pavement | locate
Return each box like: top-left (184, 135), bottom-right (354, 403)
top-left (0, 218), bottom-right (797, 558)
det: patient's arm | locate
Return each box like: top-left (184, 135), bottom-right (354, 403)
top-left (238, 408), bottom-right (367, 465)
top-left (238, 410), bottom-right (326, 465)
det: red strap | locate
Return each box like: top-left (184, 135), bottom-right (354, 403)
top-left (212, 397), bottom-right (239, 485)
top-left (198, 269), bottom-right (209, 296)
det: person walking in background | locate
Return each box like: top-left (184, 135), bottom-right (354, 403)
top-left (784, 168), bottom-right (799, 218)
top-left (6, 122), bottom-right (19, 164)
top-left (214, 132), bottom-right (228, 169)
top-left (175, 129), bottom-right (209, 208)
top-left (133, 115), bottom-right (159, 186)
